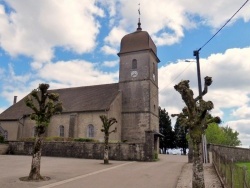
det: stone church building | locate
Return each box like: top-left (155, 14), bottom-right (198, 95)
top-left (0, 22), bottom-right (160, 145)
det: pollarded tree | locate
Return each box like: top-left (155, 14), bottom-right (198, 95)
top-left (25, 83), bottom-right (62, 180)
top-left (100, 115), bottom-right (117, 164)
top-left (172, 77), bottom-right (220, 188)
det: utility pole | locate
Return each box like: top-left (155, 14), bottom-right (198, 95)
top-left (193, 49), bottom-right (208, 163)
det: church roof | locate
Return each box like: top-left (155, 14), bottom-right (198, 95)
top-left (118, 30), bottom-right (157, 56)
top-left (0, 83), bottom-right (120, 120)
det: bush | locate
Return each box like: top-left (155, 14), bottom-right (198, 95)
top-left (18, 137), bottom-right (96, 142)
top-left (154, 151), bottom-right (159, 161)
top-left (0, 135), bottom-right (4, 143)
top-left (74, 138), bottom-right (96, 142)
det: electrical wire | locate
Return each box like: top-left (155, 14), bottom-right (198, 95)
top-left (151, 0), bottom-right (249, 101)
top-left (199, 0), bottom-right (249, 51)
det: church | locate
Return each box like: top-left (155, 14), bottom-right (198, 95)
top-left (0, 21), bottom-right (160, 144)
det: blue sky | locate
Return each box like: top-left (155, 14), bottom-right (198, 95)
top-left (0, 0), bottom-right (250, 146)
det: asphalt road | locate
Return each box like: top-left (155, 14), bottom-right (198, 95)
top-left (0, 154), bottom-right (187, 188)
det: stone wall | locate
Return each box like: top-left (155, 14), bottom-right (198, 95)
top-left (7, 141), bottom-right (154, 161)
top-left (0, 144), bottom-right (9, 154)
top-left (210, 144), bottom-right (250, 162)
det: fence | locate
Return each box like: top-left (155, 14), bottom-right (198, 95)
top-left (212, 145), bottom-right (250, 188)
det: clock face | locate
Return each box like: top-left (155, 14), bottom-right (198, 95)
top-left (131, 70), bottom-right (138, 77)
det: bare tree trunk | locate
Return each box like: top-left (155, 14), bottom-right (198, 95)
top-left (104, 135), bottom-right (109, 164)
top-left (192, 140), bottom-right (205, 188)
top-left (28, 136), bottom-right (43, 180)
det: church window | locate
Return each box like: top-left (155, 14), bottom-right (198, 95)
top-left (4, 131), bottom-right (8, 140)
top-left (59, 125), bottom-right (65, 137)
top-left (132, 59), bottom-right (137, 69)
top-left (87, 124), bottom-right (94, 138)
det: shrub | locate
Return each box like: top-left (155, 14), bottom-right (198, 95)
top-left (0, 135), bottom-right (4, 143)
top-left (154, 151), bottom-right (159, 161)
top-left (74, 138), bottom-right (96, 142)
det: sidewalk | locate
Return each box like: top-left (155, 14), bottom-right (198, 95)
top-left (176, 160), bottom-right (222, 187)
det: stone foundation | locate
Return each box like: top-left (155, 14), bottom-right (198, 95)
top-left (7, 141), bottom-right (156, 161)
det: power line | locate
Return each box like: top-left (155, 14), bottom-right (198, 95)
top-left (157, 0), bottom-right (249, 99)
top-left (199, 0), bottom-right (249, 52)
top-left (163, 61), bottom-right (194, 90)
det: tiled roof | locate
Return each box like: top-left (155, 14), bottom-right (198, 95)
top-left (0, 83), bottom-right (119, 120)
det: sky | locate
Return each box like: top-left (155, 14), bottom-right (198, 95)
top-left (0, 0), bottom-right (250, 146)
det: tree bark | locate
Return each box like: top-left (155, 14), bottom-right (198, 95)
top-left (188, 139), bottom-right (194, 163)
top-left (104, 135), bottom-right (109, 164)
top-left (28, 136), bottom-right (43, 180)
top-left (192, 140), bottom-right (205, 188)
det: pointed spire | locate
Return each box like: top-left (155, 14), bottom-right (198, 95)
top-left (137, 18), bottom-right (142, 31)
top-left (137, 3), bottom-right (142, 31)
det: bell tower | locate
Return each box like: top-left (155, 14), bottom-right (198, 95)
top-left (118, 21), bottom-right (160, 143)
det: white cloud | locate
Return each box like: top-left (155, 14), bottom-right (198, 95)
top-left (0, 59), bottom-right (118, 109)
top-left (102, 27), bottom-right (127, 55)
top-left (159, 47), bottom-right (250, 119)
top-left (180, 0), bottom-right (250, 28)
top-left (0, 0), bottom-right (104, 62)
top-left (232, 105), bottom-right (250, 119)
top-left (227, 119), bottom-right (250, 146)
top-left (100, 0), bottom-right (250, 51)
top-left (102, 60), bottom-right (118, 67)
top-left (101, 45), bottom-right (117, 55)
top-left (36, 60), bottom-right (118, 88)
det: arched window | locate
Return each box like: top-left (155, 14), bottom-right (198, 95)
top-left (132, 59), bottom-right (137, 69)
top-left (87, 124), bottom-right (94, 138)
top-left (4, 131), bottom-right (8, 140)
top-left (59, 125), bottom-right (64, 137)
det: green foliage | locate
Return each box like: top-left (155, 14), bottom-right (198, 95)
top-left (222, 126), bottom-right (241, 146)
top-left (18, 137), bottom-right (99, 142)
top-left (153, 151), bottom-right (159, 161)
top-left (159, 107), bottom-right (175, 150)
top-left (0, 135), bottom-right (4, 143)
top-left (205, 123), bottom-right (225, 145)
top-left (174, 117), bottom-right (188, 154)
top-left (205, 123), bottom-right (241, 146)
top-left (25, 83), bottom-right (63, 136)
top-left (74, 138), bottom-right (96, 142)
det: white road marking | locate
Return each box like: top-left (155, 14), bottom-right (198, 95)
top-left (39, 161), bottom-right (135, 188)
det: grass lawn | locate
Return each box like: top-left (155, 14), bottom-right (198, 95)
top-left (236, 162), bottom-right (250, 172)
